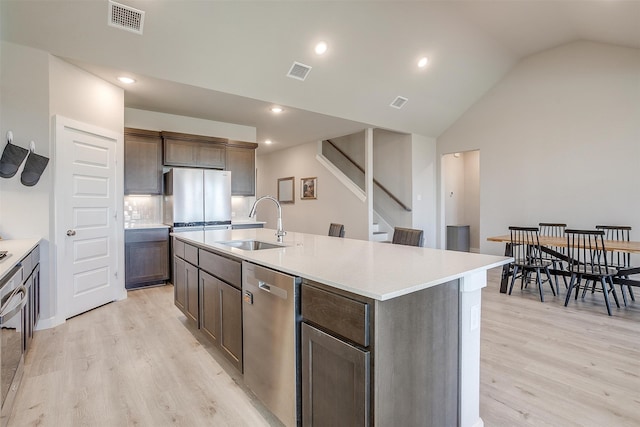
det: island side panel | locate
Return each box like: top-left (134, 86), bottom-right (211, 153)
top-left (373, 279), bottom-right (459, 426)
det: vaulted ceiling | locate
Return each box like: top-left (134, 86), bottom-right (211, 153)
top-left (2, 1), bottom-right (639, 153)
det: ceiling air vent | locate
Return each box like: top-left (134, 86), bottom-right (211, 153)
top-left (108, 1), bottom-right (145, 35)
top-left (287, 62), bottom-right (312, 81)
top-left (390, 96), bottom-right (408, 109)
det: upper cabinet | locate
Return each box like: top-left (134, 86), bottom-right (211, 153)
top-left (124, 128), bottom-right (163, 195)
top-left (227, 140), bottom-right (258, 196)
top-left (162, 131), bottom-right (227, 169)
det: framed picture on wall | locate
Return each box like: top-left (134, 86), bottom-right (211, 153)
top-left (277, 176), bottom-right (295, 204)
top-left (301, 177), bottom-right (317, 200)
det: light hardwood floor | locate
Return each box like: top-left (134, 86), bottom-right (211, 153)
top-left (481, 268), bottom-right (640, 426)
top-left (8, 270), bottom-right (640, 426)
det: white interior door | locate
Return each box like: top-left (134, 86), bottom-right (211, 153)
top-left (55, 116), bottom-right (123, 320)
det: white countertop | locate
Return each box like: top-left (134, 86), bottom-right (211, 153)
top-left (124, 224), bottom-right (171, 230)
top-left (172, 228), bottom-right (510, 301)
top-left (0, 238), bottom-right (41, 280)
top-left (231, 220), bottom-right (266, 225)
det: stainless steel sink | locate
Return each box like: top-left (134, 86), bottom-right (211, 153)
top-left (219, 240), bottom-right (285, 251)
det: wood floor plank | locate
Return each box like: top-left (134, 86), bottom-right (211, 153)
top-left (481, 268), bottom-right (640, 426)
top-left (7, 270), bottom-right (640, 426)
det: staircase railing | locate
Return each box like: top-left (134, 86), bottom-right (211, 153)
top-left (325, 139), bottom-right (411, 212)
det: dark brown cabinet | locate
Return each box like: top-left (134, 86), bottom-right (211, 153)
top-left (22, 245), bottom-right (40, 354)
top-left (162, 131), bottom-right (227, 169)
top-left (124, 128), bottom-right (163, 195)
top-left (301, 283), bottom-right (371, 426)
top-left (301, 279), bottom-right (460, 426)
top-left (200, 271), bottom-right (243, 371)
top-left (173, 237), bottom-right (244, 371)
top-left (125, 228), bottom-right (170, 290)
top-left (199, 270), bottom-right (220, 345)
top-left (199, 248), bottom-right (243, 371)
top-left (184, 261), bottom-right (199, 324)
top-left (172, 238), bottom-right (199, 325)
top-left (301, 322), bottom-right (370, 426)
top-left (174, 256), bottom-right (187, 312)
top-left (226, 141), bottom-right (258, 196)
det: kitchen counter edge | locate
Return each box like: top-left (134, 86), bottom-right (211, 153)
top-left (0, 238), bottom-right (42, 280)
top-left (171, 229), bottom-right (510, 301)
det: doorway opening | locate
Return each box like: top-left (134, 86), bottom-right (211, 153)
top-left (441, 150), bottom-right (480, 252)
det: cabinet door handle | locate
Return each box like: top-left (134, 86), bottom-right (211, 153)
top-left (66, 230), bottom-right (76, 236)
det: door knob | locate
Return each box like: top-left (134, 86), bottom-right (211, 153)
top-left (66, 230), bottom-right (76, 236)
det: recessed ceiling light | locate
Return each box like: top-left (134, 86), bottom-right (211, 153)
top-left (315, 41), bottom-right (328, 55)
top-left (264, 139), bottom-right (272, 145)
top-left (117, 76), bottom-right (136, 84)
top-left (270, 107), bottom-right (283, 113)
top-left (417, 57), bottom-right (429, 68)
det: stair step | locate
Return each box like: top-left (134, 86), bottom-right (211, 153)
top-left (372, 231), bottom-right (388, 242)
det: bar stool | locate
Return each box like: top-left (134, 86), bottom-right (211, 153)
top-left (328, 223), bottom-right (345, 238)
top-left (392, 227), bottom-right (423, 247)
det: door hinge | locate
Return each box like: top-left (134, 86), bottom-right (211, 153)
top-left (114, 271), bottom-right (118, 279)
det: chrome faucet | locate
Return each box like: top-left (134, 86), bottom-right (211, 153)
top-left (249, 195), bottom-right (286, 242)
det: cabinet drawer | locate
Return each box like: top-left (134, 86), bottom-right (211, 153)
top-left (125, 228), bottom-right (168, 243)
top-left (184, 244), bottom-right (199, 265)
top-left (174, 238), bottom-right (185, 259)
top-left (302, 285), bottom-right (370, 347)
top-left (199, 249), bottom-right (241, 288)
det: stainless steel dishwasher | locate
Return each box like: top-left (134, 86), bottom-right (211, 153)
top-left (242, 261), bottom-right (301, 427)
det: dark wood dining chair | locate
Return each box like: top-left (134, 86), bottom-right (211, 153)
top-left (564, 229), bottom-right (620, 316)
top-left (596, 225), bottom-right (634, 304)
top-left (538, 222), bottom-right (568, 293)
top-left (392, 227), bottom-right (423, 247)
top-left (328, 223), bottom-right (345, 238)
top-left (508, 226), bottom-right (556, 302)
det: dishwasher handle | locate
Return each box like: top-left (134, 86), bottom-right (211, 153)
top-left (0, 285), bottom-right (27, 324)
top-left (257, 280), bottom-right (288, 300)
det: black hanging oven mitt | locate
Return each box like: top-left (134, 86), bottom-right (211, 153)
top-left (0, 141), bottom-right (29, 178)
top-left (21, 151), bottom-right (49, 187)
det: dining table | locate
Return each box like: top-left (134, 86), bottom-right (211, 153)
top-left (487, 234), bottom-right (640, 293)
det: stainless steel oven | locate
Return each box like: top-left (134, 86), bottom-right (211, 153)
top-left (0, 265), bottom-right (26, 427)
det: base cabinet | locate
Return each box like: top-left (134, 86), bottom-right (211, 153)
top-left (173, 256), bottom-right (187, 312)
top-left (173, 237), bottom-right (243, 372)
top-left (301, 322), bottom-right (370, 426)
top-left (199, 250), bottom-right (243, 371)
top-left (185, 261), bottom-right (199, 324)
top-left (22, 246), bottom-right (40, 354)
top-left (301, 279), bottom-right (460, 426)
top-left (125, 228), bottom-right (170, 290)
top-left (200, 271), bottom-right (221, 345)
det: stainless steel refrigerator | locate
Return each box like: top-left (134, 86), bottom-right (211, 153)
top-left (163, 168), bottom-right (232, 232)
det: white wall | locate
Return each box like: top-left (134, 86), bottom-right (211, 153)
top-left (1, 41), bottom-right (54, 321)
top-left (437, 41), bottom-right (640, 256)
top-left (0, 42), bottom-right (125, 326)
top-left (374, 129), bottom-right (412, 207)
top-left (410, 133), bottom-right (437, 248)
top-left (125, 108), bottom-right (256, 143)
top-left (463, 151), bottom-right (480, 251)
top-left (257, 141), bottom-right (369, 240)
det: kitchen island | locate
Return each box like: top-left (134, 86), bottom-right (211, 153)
top-left (172, 228), bottom-right (510, 427)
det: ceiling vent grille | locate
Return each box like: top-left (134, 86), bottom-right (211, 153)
top-left (108, 1), bottom-right (145, 35)
top-left (287, 62), bottom-right (312, 81)
top-left (390, 96), bottom-right (408, 109)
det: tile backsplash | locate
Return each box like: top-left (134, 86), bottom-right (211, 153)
top-left (232, 196), bottom-right (256, 220)
top-left (124, 195), bottom-right (162, 227)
